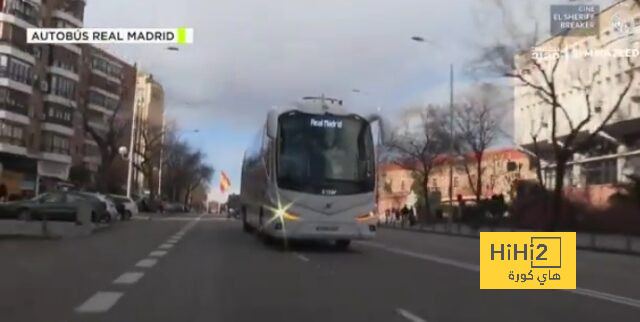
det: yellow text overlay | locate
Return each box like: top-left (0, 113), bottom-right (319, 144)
top-left (480, 232), bottom-right (576, 289)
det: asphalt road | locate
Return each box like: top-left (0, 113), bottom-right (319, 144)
top-left (1, 213), bottom-right (640, 322)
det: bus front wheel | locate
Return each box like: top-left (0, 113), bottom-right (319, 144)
top-left (242, 207), bottom-right (252, 233)
top-left (335, 239), bottom-right (351, 250)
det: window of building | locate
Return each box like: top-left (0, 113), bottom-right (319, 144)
top-left (92, 56), bottom-right (122, 78)
top-left (585, 159), bottom-right (617, 185)
top-left (7, 0), bottom-right (40, 26)
top-left (88, 90), bottom-right (118, 110)
top-left (45, 104), bottom-right (73, 125)
top-left (49, 74), bottom-right (76, 99)
top-left (52, 18), bottom-right (78, 29)
top-left (0, 120), bottom-right (25, 146)
top-left (0, 54), bottom-right (33, 85)
top-left (59, 0), bottom-right (85, 21)
top-left (52, 58), bottom-right (77, 73)
top-left (42, 132), bottom-right (70, 155)
top-left (0, 86), bottom-right (28, 114)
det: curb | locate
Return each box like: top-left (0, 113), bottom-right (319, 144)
top-left (379, 224), bottom-right (640, 256)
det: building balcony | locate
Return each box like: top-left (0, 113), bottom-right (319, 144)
top-left (40, 146), bottom-right (71, 164)
top-left (87, 103), bottom-right (115, 116)
top-left (43, 94), bottom-right (77, 108)
top-left (48, 66), bottom-right (79, 82)
top-left (53, 43), bottom-right (82, 55)
top-left (91, 67), bottom-right (121, 85)
top-left (88, 120), bottom-right (109, 132)
top-left (41, 119), bottom-right (74, 136)
top-left (0, 136), bottom-right (26, 155)
top-left (0, 44), bottom-right (35, 65)
top-left (89, 86), bottom-right (119, 101)
top-left (0, 10), bottom-right (40, 30)
top-left (52, 9), bottom-right (83, 28)
top-left (0, 77), bottom-right (32, 95)
top-left (0, 108), bottom-right (30, 125)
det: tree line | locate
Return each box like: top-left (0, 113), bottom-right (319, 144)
top-left (70, 99), bottom-right (214, 206)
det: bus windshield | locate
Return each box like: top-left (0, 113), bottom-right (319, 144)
top-left (276, 111), bottom-right (375, 195)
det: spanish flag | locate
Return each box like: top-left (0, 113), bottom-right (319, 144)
top-left (220, 171), bottom-right (231, 193)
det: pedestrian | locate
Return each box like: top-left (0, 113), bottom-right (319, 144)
top-left (385, 209), bottom-right (390, 224)
top-left (0, 183), bottom-right (7, 203)
top-left (394, 208), bottom-right (400, 222)
top-left (401, 205), bottom-right (410, 226)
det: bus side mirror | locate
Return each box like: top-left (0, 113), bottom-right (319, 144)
top-left (266, 110), bottom-right (278, 139)
top-left (368, 114), bottom-right (391, 145)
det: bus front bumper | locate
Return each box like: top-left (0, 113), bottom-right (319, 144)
top-left (263, 220), bottom-right (377, 240)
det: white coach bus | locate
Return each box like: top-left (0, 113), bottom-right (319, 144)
top-left (240, 96), bottom-right (387, 248)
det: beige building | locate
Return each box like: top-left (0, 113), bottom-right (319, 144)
top-left (514, 0), bottom-right (640, 203)
top-left (378, 149), bottom-right (537, 215)
top-left (131, 71), bottom-right (165, 196)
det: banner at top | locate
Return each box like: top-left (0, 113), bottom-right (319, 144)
top-left (26, 28), bottom-right (194, 44)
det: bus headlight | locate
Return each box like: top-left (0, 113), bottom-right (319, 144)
top-left (356, 212), bottom-right (375, 222)
top-left (275, 208), bottom-right (300, 221)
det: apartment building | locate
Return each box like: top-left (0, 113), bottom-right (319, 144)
top-left (0, 0), bottom-right (136, 197)
top-left (76, 45), bottom-right (136, 188)
top-left (377, 149), bottom-right (536, 214)
top-left (514, 0), bottom-right (640, 201)
top-left (131, 71), bottom-right (165, 196)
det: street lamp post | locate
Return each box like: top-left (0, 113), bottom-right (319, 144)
top-left (411, 36), bottom-right (455, 218)
top-left (126, 96), bottom-right (142, 198)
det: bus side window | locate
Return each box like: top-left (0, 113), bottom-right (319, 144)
top-left (263, 137), bottom-right (273, 178)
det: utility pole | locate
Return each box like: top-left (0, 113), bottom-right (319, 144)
top-left (126, 94), bottom-right (142, 198)
top-left (158, 110), bottom-right (166, 198)
top-left (448, 64), bottom-right (454, 214)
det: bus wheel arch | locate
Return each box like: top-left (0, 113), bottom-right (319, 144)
top-left (242, 205), bottom-right (253, 233)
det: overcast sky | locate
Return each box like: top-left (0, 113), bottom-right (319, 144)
top-left (84, 0), bottom-right (616, 201)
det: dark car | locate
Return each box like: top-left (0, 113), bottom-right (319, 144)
top-left (0, 191), bottom-right (108, 223)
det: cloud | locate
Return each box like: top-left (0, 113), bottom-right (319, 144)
top-left (85, 0), bottom-right (585, 198)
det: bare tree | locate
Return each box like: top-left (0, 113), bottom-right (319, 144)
top-left (181, 152), bottom-right (214, 208)
top-left (454, 83), bottom-right (502, 202)
top-left (132, 119), bottom-right (166, 201)
top-left (160, 137), bottom-right (214, 206)
top-left (386, 105), bottom-right (451, 221)
top-left (83, 100), bottom-right (130, 193)
top-left (468, 0), bottom-right (638, 229)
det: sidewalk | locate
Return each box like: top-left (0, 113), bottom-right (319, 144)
top-left (379, 221), bottom-right (640, 255)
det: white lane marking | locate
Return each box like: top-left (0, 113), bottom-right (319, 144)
top-left (295, 253), bottom-right (310, 262)
top-left (567, 288), bottom-right (640, 309)
top-left (149, 250), bottom-right (168, 257)
top-left (359, 241), bottom-right (479, 271)
top-left (75, 292), bottom-right (123, 313)
top-left (159, 244), bottom-right (173, 249)
top-left (359, 241), bottom-right (640, 310)
top-left (396, 308), bottom-right (428, 322)
top-left (113, 272), bottom-right (144, 285)
top-left (135, 258), bottom-right (157, 268)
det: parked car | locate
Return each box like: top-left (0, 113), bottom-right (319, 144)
top-left (109, 195), bottom-right (138, 220)
top-left (79, 193), bottom-right (119, 222)
top-left (0, 191), bottom-right (107, 222)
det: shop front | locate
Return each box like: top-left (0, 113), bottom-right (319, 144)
top-left (0, 152), bottom-right (38, 200)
